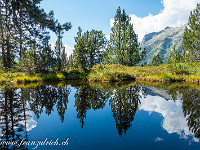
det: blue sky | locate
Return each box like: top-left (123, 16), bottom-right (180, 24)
top-left (40, 0), bottom-right (200, 56)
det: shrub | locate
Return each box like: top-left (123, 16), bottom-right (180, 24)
top-left (167, 63), bottom-right (193, 75)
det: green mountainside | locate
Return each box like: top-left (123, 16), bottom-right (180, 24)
top-left (141, 25), bottom-right (186, 64)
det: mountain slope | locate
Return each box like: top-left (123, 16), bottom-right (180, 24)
top-left (141, 25), bottom-right (186, 64)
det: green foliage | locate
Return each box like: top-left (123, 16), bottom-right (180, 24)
top-left (20, 47), bottom-right (39, 74)
top-left (54, 22), bottom-right (72, 72)
top-left (0, 1), bottom-right (71, 73)
top-left (74, 27), bottom-right (88, 71)
top-left (108, 7), bottom-right (143, 66)
top-left (13, 76), bottom-right (42, 84)
top-left (66, 68), bottom-right (87, 80)
top-left (151, 53), bottom-right (163, 66)
top-left (39, 34), bottom-right (55, 72)
top-left (74, 27), bottom-right (106, 71)
top-left (40, 73), bottom-right (65, 82)
top-left (84, 30), bottom-right (106, 68)
top-left (183, 3), bottom-right (200, 62)
top-left (1, 63), bottom-right (200, 85)
top-left (167, 46), bottom-right (183, 64)
top-left (167, 63), bottom-right (190, 75)
top-left (0, 0), bottom-right (60, 69)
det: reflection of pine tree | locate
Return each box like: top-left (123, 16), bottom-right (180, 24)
top-left (56, 86), bottom-right (71, 123)
top-left (28, 85), bottom-right (58, 118)
top-left (89, 88), bottom-right (109, 110)
top-left (28, 85), bottom-right (70, 123)
top-left (74, 85), bottom-right (109, 128)
top-left (0, 87), bottom-right (29, 150)
top-left (182, 88), bottom-right (200, 141)
top-left (75, 85), bottom-right (91, 128)
top-left (110, 86), bottom-right (144, 136)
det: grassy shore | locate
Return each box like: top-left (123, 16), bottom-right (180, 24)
top-left (0, 72), bottom-right (65, 84)
top-left (1, 63), bottom-right (200, 84)
top-left (88, 63), bottom-right (200, 83)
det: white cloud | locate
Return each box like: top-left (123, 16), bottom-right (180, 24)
top-left (49, 42), bottom-right (74, 57)
top-left (64, 44), bottom-right (74, 57)
top-left (139, 95), bottom-right (199, 142)
top-left (110, 0), bottom-right (200, 42)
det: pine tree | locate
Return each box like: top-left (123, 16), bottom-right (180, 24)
top-left (151, 53), bottom-right (163, 66)
top-left (126, 23), bottom-right (141, 66)
top-left (54, 22), bottom-right (72, 71)
top-left (74, 27), bottom-right (87, 71)
top-left (183, 3), bottom-right (200, 62)
top-left (109, 7), bottom-right (142, 66)
top-left (74, 27), bottom-right (106, 70)
top-left (83, 30), bottom-right (106, 68)
top-left (0, 0), bottom-right (66, 71)
top-left (167, 46), bottom-right (182, 64)
top-left (39, 33), bottom-right (54, 72)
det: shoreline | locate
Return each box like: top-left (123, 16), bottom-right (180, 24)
top-left (0, 63), bottom-right (200, 85)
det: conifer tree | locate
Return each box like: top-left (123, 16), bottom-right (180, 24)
top-left (39, 33), bottom-right (54, 72)
top-left (109, 7), bottom-right (142, 66)
top-left (74, 27), bottom-right (87, 71)
top-left (151, 53), bottom-right (163, 66)
top-left (83, 30), bottom-right (106, 68)
top-left (74, 27), bottom-right (106, 70)
top-left (183, 3), bottom-right (200, 62)
top-left (167, 46), bottom-right (182, 64)
top-left (54, 22), bottom-right (72, 71)
top-left (0, 0), bottom-right (70, 71)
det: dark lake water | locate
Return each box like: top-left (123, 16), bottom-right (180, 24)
top-left (0, 81), bottom-right (200, 150)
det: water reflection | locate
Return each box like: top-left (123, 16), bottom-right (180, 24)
top-left (0, 87), bottom-right (30, 149)
top-left (74, 84), bottom-right (110, 128)
top-left (28, 85), bottom-right (70, 122)
top-left (175, 87), bottom-right (200, 141)
top-left (0, 82), bottom-right (199, 149)
top-left (110, 86), bottom-right (145, 136)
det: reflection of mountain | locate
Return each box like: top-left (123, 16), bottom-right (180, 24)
top-left (0, 81), bottom-right (200, 147)
top-left (145, 87), bottom-right (172, 100)
top-left (139, 95), bottom-right (199, 142)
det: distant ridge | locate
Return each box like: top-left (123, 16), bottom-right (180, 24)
top-left (141, 25), bottom-right (186, 64)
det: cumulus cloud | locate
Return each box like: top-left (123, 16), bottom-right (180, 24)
top-left (64, 44), bottom-right (74, 57)
top-left (110, 0), bottom-right (200, 42)
top-left (139, 95), bottom-right (199, 142)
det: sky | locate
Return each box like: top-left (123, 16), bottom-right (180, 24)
top-left (40, 0), bottom-right (200, 56)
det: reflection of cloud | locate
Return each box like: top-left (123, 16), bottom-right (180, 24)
top-left (139, 95), bottom-right (198, 142)
top-left (20, 111), bottom-right (37, 132)
top-left (155, 137), bottom-right (165, 142)
top-left (0, 110), bottom-right (37, 137)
